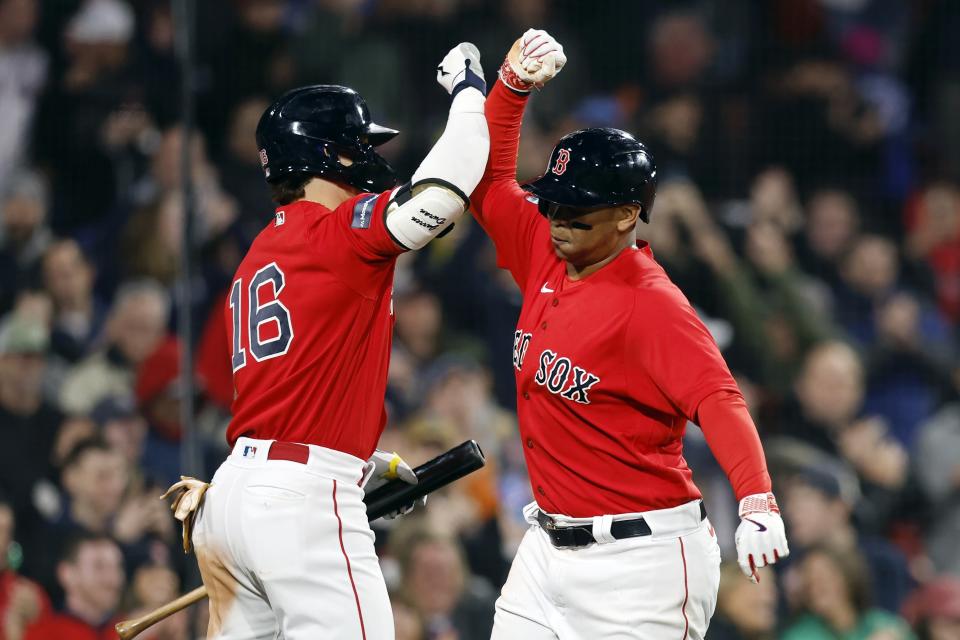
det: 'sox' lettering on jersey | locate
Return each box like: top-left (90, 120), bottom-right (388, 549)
top-left (546, 357), bottom-right (571, 393)
top-left (351, 194), bottom-right (379, 229)
top-left (560, 367), bottom-right (601, 404)
top-left (534, 349), bottom-right (557, 385)
top-left (534, 349), bottom-right (601, 405)
top-left (513, 331), bottom-right (533, 371)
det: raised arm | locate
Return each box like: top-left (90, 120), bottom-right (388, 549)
top-left (470, 30), bottom-right (567, 288)
top-left (473, 30), bottom-right (567, 215)
top-left (381, 43), bottom-right (489, 251)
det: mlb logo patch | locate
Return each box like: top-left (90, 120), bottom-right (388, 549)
top-left (242, 445), bottom-right (258, 458)
top-left (275, 210), bottom-right (285, 227)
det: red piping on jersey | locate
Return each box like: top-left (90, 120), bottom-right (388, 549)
top-left (679, 537), bottom-right (689, 640)
top-left (333, 480), bottom-right (367, 639)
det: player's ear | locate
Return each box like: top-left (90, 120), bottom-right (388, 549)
top-left (616, 205), bottom-right (641, 232)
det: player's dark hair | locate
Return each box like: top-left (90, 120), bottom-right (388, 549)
top-left (270, 173), bottom-right (313, 205)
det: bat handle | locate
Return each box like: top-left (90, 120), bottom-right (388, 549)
top-left (115, 585), bottom-right (208, 639)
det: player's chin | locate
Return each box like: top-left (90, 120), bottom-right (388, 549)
top-left (551, 237), bottom-right (576, 259)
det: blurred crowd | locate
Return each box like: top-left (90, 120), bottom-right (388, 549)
top-left (0, 0), bottom-right (959, 638)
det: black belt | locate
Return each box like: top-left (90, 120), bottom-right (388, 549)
top-left (536, 501), bottom-right (707, 549)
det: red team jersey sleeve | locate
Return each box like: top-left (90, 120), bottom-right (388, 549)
top-left (471, 82), bottom-right (551, 292)
top-left (626, 284), bottom-right (771, 499)
top-left (324, 190), bottom-right (407, 262)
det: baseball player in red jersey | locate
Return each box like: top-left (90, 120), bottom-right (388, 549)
top-left (471, 31), bottom-right (790, 639)
top-left (187, 44), bottom-right (488, 639)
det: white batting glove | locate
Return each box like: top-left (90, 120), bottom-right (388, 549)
top-left (437, 42), bottom-right (486, 97)
top-left (735, 493), bottom-right (790, 583)
top-left (499, 28), bottom-right (567, 92)
top-left (362, 449), bottom-right (425, 519)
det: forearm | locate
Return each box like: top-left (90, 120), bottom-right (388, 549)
top-left (696, 388), bottom-right (771, 500)
top-left (471, 81), bottom-right (530, 213)
top-left (387, 86), bottom-right (489, 251)
top-left (411, 87), bottom-right (489, 203)
top-left (486, 80), bottom-right (529, 182)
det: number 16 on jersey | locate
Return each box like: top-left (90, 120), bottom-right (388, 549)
top-left (229, 262), bottom-right (294, 371)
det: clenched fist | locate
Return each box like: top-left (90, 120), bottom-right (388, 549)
top-left (500, 28), bottom-right (567, 92)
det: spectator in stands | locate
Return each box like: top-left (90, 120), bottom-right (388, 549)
top-left (24, 533), bottom-right (124, 640)
top-left (42, 240), bottom-right (105, 363)
top-left (0, 171), bottom-right (51, 314)
top-left (834, 234), bottom-right (902, 344)
top-left (708, 561), bottom-right (778, 640)
top-left (122, 127), bottom-right (238, 287)
top-left (31, 0), bottom-right (143, 232)
top-left (218, 96), bottom-right (274, 236)
top-left (648, 181), bottom-right (832, 394)
top-left (778, 341), bottom-right (865, 455)
top-left (391, 286), bottom-right (482, 416)
top-left (914, 399), bottom-right (960, 577)
top-left (796, 189), bottom-right (861, 292)
top-left (59, 279), bottom-right (169, 416)
top-left (0, 499), bottom-right (50, 640)
top-left (395, 527), bottom-right (495, 640)
top-left (0, 0), bottom-right (46, 197)
top-left (126, 562), bottom-right (187, 640)
top-left (391, 595), bottom-right (425, 640)
top-left (901, 578), bottom-right (960, 640)
top-left (0, 314), bottom-right (61, 539)
top-left (47, 438), bottom-right (172, 590)
top-left (783, 545), bottom-right (916, 640)
top-left (53, 440), bottom-right (128, 541)
top-left (90, 396), bottom-right (147, 491)
top-left (782, 462), bottom-right (913, 613)
top-left (860, 290), bottom-right (954, 446)
top-left (904, 182), bottom-right (960, 324)
top-left (134, 336), bottom-right (182, 485)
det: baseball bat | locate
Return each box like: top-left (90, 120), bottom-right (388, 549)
top-left (116, 440), bottom-right (485, 639)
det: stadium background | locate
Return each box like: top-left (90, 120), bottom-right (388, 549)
top-left (0, 0), bottom-right (958, 638)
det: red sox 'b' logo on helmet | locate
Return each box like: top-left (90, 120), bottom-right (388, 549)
top-left (552, 148), bottom-right (571, 175)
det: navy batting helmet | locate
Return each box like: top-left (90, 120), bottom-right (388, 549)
top-left (526, 128), bottom-right (657, 223)
top-left (255, 85), bottom-right (399, 193)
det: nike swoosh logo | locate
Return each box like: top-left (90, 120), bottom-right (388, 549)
top-left (437, 65), bottom-right (449, 76)
top-left (744, 517), bottom-right (767, 532)
top-left (540, 282), bottom-right (554, 293)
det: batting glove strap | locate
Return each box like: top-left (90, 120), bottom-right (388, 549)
top-left (738, 492), bottom-right (780, 517)
top-left (452, 61), bottom-right (486, 98)
top-left (363, 449), bottom-right (418, 493)
top-left (437, 42), bottom-right (485, 97)
top-left (499, 57), bottom-right (534, 93)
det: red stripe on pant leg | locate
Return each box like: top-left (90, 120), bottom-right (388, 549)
top-left (333, 479), bottom-right (367, 640)
top-left (679, 538), bottom-right (689, 640)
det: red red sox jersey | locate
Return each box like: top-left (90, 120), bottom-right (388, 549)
top-left (472, 82), bottom-right (771, 517)
top-left (225, 193), bottom-right (403, 460)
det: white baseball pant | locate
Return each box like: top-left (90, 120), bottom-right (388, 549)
top-left (492, 499), bottom-right (721, 639)
top-left (192, 437), bottom-right (393, 639)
